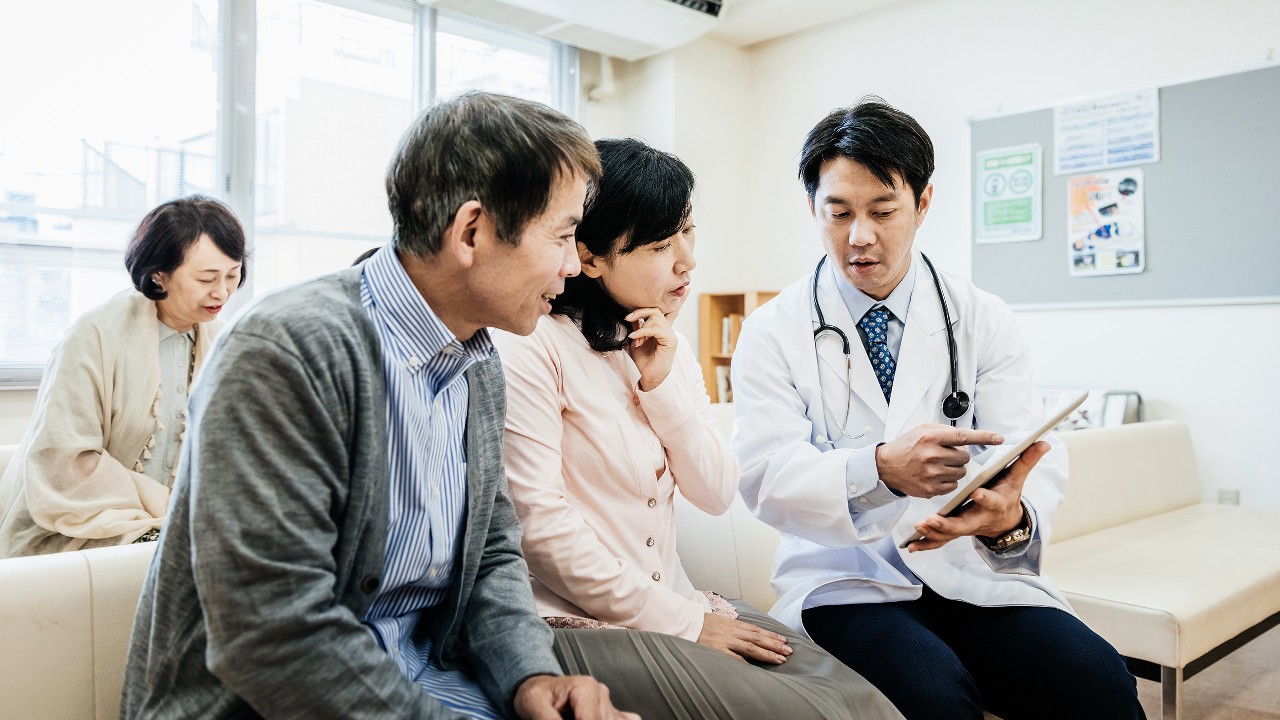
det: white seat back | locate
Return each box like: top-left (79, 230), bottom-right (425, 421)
top-left (0, 541), bottom-right (155, 720)
top-left (1054, 420), bottom-right (1200, 543)
top-left (676, 403), bottom-right (780, 611)
top-left (0, 443), bottom-right (16, 481)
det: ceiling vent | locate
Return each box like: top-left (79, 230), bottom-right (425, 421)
top-left (425, 0), bottom-right (722, 61)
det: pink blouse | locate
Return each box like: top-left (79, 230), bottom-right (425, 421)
top-left (494, 314), bottom-right (739, 642)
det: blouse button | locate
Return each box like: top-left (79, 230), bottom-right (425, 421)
top-left (646, 536), bottom-right (655, 547)
top-left (632, 396), bottom-right (641, 406)
top-left (647, 498), bottom-right (657, 508)
top-left (651, 572), bottom-right (662, 581)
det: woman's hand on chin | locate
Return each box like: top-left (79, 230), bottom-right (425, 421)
top-left (625, 307), bottom-right (677, 392)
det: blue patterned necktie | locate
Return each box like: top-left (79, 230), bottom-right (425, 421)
top-left (858, 307), bottom-right (897, 401)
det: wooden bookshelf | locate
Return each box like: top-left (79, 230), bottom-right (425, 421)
top-left (698, 291), bottom-right (778, 403)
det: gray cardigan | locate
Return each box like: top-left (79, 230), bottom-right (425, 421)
top-left (121, 267), bottom-right (562, 719)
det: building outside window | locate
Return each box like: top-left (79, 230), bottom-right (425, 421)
top-left (0, 0), bottom-right (578, 385)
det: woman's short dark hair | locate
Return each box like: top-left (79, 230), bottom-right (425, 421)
top-left (551, 138), bottom-right (695, 353)
top-left (386, 91), bottom-right (602, 256)
top-left (799, 96), bottom-right (934, 206)
top-left (124, 195), bottom-right (248, 301)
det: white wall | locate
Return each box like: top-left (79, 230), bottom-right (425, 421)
top-left (578, 40), bottom-right (754, 342)
top-left (0, 390), bottom-right (36, 446)
top-left (739, 0), bottom-right (1280, 508)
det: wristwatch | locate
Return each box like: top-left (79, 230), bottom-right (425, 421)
top-left (979, 515), bottom-right (1032, 554)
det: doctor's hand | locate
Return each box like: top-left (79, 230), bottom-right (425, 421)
top-left (513, 674), bottom-right (639, 720)
top-left (876, 425), bottom-right (1004, 499)
top-left (625, 307), bottom-right (678, 392)
top-left (697, 613), bottom-right (794, 665)
top-left (906, 440), bottom-right (1050, 552)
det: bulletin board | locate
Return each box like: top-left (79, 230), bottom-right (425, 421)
top-left (970, 64), bottom-right (1280, 308)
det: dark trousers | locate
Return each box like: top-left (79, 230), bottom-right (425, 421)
top-left (802, 587), bottom-right (1146, 720)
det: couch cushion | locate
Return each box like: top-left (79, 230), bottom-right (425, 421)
top-left (86, 542), bottom-right (156, 720)
top-left (1044, 504), bottom-right (1280, 667)
top-left (0, 550), bottom-right (96, 719)
top-left (1054, 420), bottom-right (1200, 543)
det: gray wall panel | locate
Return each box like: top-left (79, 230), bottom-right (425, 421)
top-left (971, 64), bottom-right (1280, 307)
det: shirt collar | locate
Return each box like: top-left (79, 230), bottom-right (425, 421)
top-left (832, 251), bottom-right (917, 324)
top-left (362, 245), bottom-right (495, 372)
top-left (157, 323), bottom-right (195, 344)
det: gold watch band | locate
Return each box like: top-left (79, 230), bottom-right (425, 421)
top-left (985, 525), bottom-right (1032, 553)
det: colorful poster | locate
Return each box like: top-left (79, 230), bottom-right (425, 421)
top-left (1054, 89), bottom-right (1159, 175)
top-left (1067, 169), bottom-right (1145, 277)
top-left (976, 144), bottom-right (1042, 244)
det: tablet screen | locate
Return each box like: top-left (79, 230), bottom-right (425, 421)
top-left (898, 391), bottom-right (1088, 548)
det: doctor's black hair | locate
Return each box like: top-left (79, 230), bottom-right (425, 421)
top-left (799, 96), bottom-right (935, 206)
top-left (551, 137), bottom-right (695, 353)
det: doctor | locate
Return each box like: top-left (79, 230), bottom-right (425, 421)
top-left (731, 98), bottom-right (1143, 720)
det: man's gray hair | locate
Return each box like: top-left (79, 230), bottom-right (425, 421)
top-left (386, 91), bottom-right (601, 256)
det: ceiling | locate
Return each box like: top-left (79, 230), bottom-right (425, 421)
top-left (708, 0), bottom-right (907, 47)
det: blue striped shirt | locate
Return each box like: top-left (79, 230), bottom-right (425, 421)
top-left (359, 246), bottom-right (501, 718)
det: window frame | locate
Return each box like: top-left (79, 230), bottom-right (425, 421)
top-left (0, 0), bottom-right (578, 388)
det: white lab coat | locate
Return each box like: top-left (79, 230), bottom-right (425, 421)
top-left (731, 253), bottom-right (1072, 635)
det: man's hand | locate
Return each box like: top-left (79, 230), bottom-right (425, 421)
top-left (906, 440), bottom-right (1050, 552)
top-left (696, 613), bottom-right (793, 665)
top-left (625, 307), bottom-right (678, 392)
top-left (876, 425), bottom-right (1004, 498)
top-left (513, 675), bottom-right (639, 720)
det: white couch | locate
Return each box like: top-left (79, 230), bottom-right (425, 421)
top-left (0, 442), bottom-right (154, 720)
top-left (675, 408), bottom-right (1280, 720)
top-left (4, 415), bottom-right (1279, 720)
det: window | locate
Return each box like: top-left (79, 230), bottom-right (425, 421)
top-left (252, 1), bottom-right (577, 295)
top-left (0, 0), bottom-right (578, 385)
top-left (253, 0), bottom-right (416, 293)
top-left (0, 0), bottom-right (219, 385)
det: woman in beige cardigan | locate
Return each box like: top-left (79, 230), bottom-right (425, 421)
top-left (0, 196), bottom-right (247, 557)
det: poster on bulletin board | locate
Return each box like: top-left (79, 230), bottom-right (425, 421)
top-left (975, 144), bottom-right (1042, 244)
top-left (1067, 169), bottom-right (1145, 277)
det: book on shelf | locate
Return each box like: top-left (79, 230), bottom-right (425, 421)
top-left (715, 365), bottom-right (733, 403)
top-left (720, 313), bottom-right (745, 354)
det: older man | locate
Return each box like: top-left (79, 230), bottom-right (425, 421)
top-left (121, 92), bottom-right (634, 720)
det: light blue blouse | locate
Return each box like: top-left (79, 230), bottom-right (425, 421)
top-left (140, 325), bottom-right (194, 487)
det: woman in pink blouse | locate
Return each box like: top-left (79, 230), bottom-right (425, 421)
top-left (494, 138), bottom-right (902, 720)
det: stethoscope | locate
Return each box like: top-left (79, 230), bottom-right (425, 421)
top-left (812, 253), bottom-right (970, 446)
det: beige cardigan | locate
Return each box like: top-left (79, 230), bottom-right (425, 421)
top-left (0, 289), bottom-right (219, 557)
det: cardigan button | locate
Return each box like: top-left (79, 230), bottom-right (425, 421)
top-left (651, 572), bottom-right (662, 581)
top-left (646, 537), bottom-right (655, 547)
top-left (361, 575), bottom-right (381, 594)
top-left (647, 498), bottom-right (657, 508)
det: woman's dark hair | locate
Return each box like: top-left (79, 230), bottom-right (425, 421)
top-left (352, 247), bottom-right (380, 265)
top-left (799, 96), bottom-right (934, 206)
top-left (550, 138), bottom-right (695, 352)
top-left (124, 195), bottom-right (248, 301)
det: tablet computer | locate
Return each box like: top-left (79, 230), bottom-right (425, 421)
top-left (898, 390), bottom-right (1088, 548)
